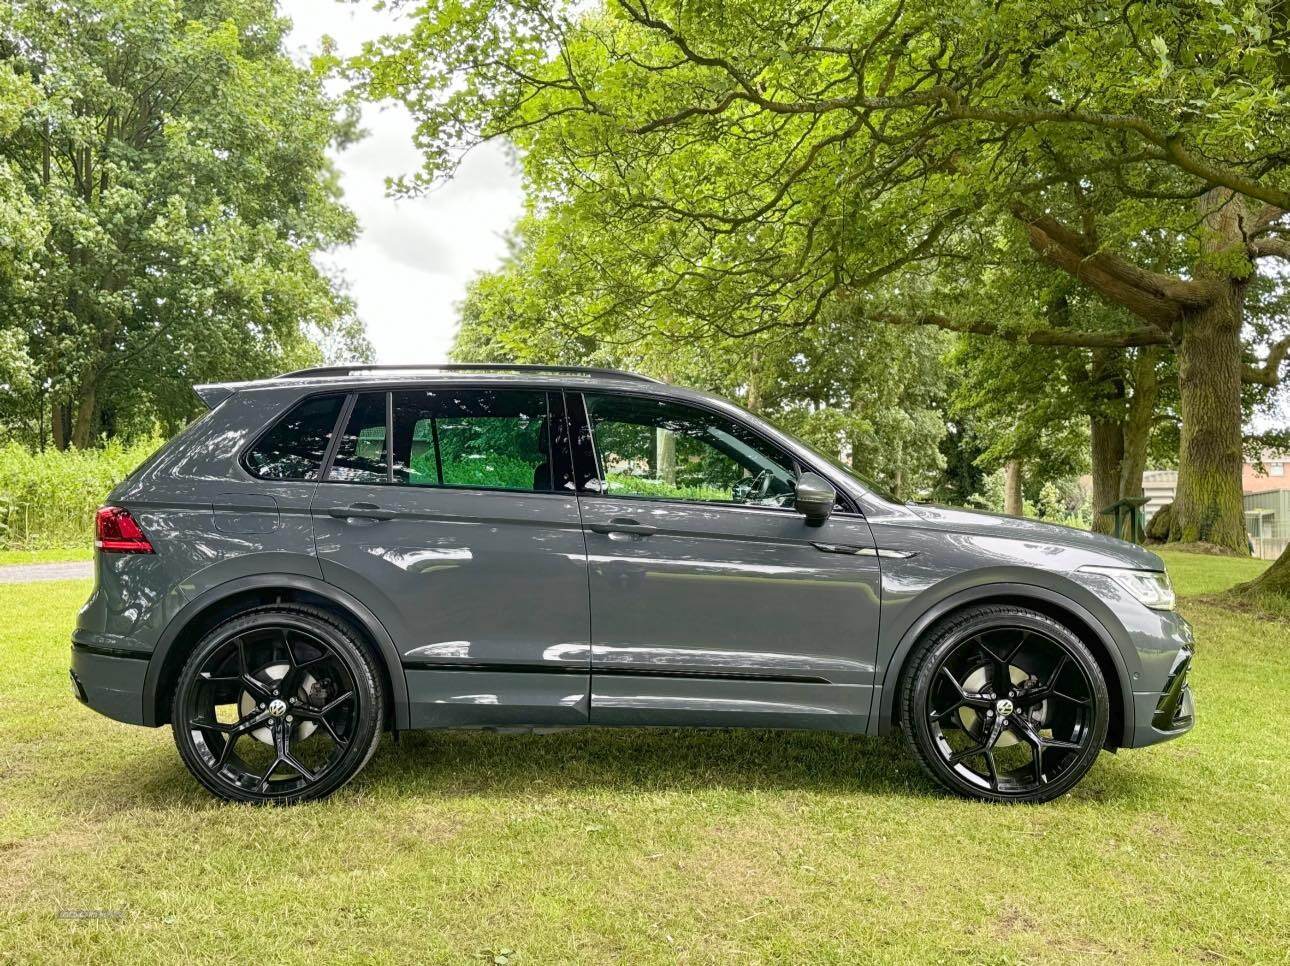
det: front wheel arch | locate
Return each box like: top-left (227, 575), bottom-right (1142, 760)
top-left (880, 584), bottom-right (1132, 749)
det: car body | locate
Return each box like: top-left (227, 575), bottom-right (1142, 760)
top-left (71, 364), bottom-right (1195, 803)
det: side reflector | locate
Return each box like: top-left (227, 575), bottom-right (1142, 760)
top-left (95, 506), bottom-right (155, 554)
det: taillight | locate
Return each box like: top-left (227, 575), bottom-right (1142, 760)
top-left (95, 506), bottom-right (154, 554)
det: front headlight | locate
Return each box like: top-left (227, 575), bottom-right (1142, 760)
top-left (1079, 565), bottom-right (1176, 611)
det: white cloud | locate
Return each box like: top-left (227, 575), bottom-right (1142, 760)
top-left (283, 0), bottom-right (525, 364)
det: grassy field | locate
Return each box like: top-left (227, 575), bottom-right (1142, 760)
top-left (0, 546), bottom-right (92, 566)
top-left (1, 554), bottom-right (1286, 963)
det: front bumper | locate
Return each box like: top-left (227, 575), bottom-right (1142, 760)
top-left (1126, 647), bottom-right (1195, 748)
top-left (70, 638), bottom-right (149, 726)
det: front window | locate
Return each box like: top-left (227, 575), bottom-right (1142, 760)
top-left (582, 393), bottom-right (798, 507)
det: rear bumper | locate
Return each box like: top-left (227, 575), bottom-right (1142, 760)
top-left (70, 637), bottom-right (150, 726)
top-left (1125, 648), bottom-right (1195, 748)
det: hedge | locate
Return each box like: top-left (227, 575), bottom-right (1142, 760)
top-left (0, 439), bottom-right (162, 549)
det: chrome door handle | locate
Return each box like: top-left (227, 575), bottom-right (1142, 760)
top-left (589, 519), bottom-right (657, 536)
top-left (327, 503), bottom-right (395, 521)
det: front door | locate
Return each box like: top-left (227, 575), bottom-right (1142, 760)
top-left (571, 391), bottom-right (882, 731)
top-left (311, 386), bottom-right (591, 728)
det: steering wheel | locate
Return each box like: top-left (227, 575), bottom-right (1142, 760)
top-left (739, 468), bottom-right (775, 503)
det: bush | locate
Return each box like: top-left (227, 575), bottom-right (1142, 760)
top-left (0, 439), bottom-right (162, 549)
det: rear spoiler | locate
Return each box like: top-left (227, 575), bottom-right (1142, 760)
top-left (193, 383), bottom-right (236, 409)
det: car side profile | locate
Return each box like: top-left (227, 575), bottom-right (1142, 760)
top-left (71, 364), bottom-right (1195, 804)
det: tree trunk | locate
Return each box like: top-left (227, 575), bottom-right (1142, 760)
top-left (1240, 542), bottom-right (1290, 597)
top-left (1004, 459), bottom-right (1024, 516)
top-left (1089, 416), bottom-right (1124, 535)
top-left (70, 386), bottom-right (98, 449)
top-left (1167, 191), bottom-right (1250, 553)
top-left (51, 401), bottom-right (69, 451)
top-left (655, 428), bottom-right (676, 485)
top-left (1168, 287), bottom-right (1248, 551)
top-left (1120, 347), bottom-right (1159, 501)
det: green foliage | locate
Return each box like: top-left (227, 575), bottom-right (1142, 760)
top-left (0, 437), bottom-right (161, 548)
top-left (0, 0), bottom-right (371, 450)
top-left (454, 219), bottom-right (952, 499)
top-left (357, 0), bottom-right (1290, 552)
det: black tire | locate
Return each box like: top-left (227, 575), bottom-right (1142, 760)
top-left (900, 605), bottom-right (1109, 804)
top-left (171, 604), bottom-right (384, 804)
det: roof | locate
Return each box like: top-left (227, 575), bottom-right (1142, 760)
top-left (193, 363), bottom-right (665, 409)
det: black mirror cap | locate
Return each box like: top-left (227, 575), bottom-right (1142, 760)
top-left (795, 471), bottom-right (836, 524)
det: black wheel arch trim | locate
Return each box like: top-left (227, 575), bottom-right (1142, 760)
top-left (873, 581), bottom-right (1135, 747)
top-left (141, 572), bottom-right (410, 729)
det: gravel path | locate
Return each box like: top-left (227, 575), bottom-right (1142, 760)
top-left (0, 561), bottom-right (93, 584)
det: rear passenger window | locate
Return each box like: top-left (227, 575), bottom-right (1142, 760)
top-left (328, 392), bottom-right (388, 483)
top-left (244, 394), bottom-right (345, 481)
top-left (392, 389), bottom-right (550, 491)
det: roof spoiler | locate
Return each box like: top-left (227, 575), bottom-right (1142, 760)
top-left (193, 383), bottom-right (236, 410)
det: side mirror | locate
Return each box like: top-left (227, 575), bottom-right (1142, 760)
top-left (794, 472), bottom-right (836, 524)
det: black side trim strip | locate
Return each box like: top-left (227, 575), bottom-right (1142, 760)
top-left (402, 659), bottom-right (829, 685)
top-left (597, 666), bottom-right (831, 684)
top-left (404, 660), bottom-right (585, 675)
top-left (72, 641), bottom-right (150, 661)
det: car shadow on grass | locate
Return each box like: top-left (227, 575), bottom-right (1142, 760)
top-left (78, 725), bottom-right (1151, 809)
top-left (358, 727), bottom-right (935, 800)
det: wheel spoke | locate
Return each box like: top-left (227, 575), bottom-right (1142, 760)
top-left (929, 699), bottom-right (964, 722)
top-left (1051, 689), bottom-right (1092, 707)
top-left (948, 744), bottom-right (986, 765)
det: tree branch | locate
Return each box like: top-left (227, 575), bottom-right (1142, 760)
top-left (873, 311), bottom-right (1170, 348)
top-left (1244, 335), bottom-right (1290, 386)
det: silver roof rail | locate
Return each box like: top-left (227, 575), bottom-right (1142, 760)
top-left (277, 363), bottom-right (663, 384)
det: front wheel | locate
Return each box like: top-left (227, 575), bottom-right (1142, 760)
top-left (171, 605), bottom-right (384, 804)
top-left (901, 605), bottom-right (1109, 804)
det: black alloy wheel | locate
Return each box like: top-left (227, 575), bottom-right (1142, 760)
top-left (902, 605), bottom-right (1109, 803)
top-left (172, 605), bottom-right (384, 804)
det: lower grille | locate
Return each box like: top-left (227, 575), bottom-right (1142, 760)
top-left (1152, 649), bottom-right (1194, 731)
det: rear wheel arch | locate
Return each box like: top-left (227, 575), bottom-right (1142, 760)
top-left (881, 584), bottom-right (1133, 749)
top-left (145, 575), bottom-right (409, 730)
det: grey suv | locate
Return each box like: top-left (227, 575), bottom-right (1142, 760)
top-left (71, 365), bottom-right (1195, 804)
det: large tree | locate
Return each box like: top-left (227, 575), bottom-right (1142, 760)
top-left (455, 218), bottom-right (952, 497)
top-left (0, 0), bottom-right (370, 448)
top-left (359, 0), bottom-right (1290, 552)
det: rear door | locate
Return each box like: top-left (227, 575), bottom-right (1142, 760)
top-left (570, 391), bottom-right (882, 731)
top-left (311, 386), bottom-right (591, 728)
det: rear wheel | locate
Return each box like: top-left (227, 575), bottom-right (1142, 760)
top-left (171, 605), bottom-right (384, 804)
top-left (901, 605), bottom-right (1109, 803)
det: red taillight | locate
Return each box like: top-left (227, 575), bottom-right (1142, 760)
top-left (95, 506), bottom-right (154, 554)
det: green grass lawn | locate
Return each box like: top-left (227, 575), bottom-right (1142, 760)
top-left (0, 546), bottom-right (92, 566)
top-left (1, 555), bottom-right (1287, 963)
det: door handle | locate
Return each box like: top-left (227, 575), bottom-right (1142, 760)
top-left (327, 503), bottom-right (395, 521)
top-left (589, 518), bottom-right (657, 536)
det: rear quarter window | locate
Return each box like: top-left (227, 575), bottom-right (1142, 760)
top-left (243, 394), bottom-right (346, 481)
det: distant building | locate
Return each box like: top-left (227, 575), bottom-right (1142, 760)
top-left (1142, 470), bottom-right (1177, 518)
top-left (1243, 452), bottom-right (1290, 494)
top-left (1245, 490), bottom-right (1290, 560)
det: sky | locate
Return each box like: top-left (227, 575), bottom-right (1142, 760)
top-left (282, 0), bottom-right (525, 364)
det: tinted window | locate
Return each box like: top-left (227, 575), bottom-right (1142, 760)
top-left (583, 393), bottom-right (797, 506)
top-left (328, 392), bottom-right (388, 483)
top-left (392, 389), bottom-right (550, 491)
top-left (244, 394), bottom-right (344, 481)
